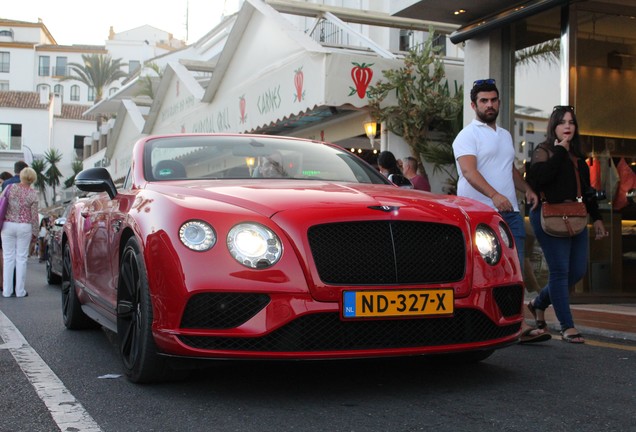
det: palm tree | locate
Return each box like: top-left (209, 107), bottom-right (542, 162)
top-left (63, 54), bottom-right (128, 103)
top-left (30, 158), bottom-right (50, 207)
top-left (64, 159), bottom-right (84, 189)
top-left (44, 148), bottom-right (63, 204)
top-left (136, 62), bottom-right (163, 99)
top-left (515, 39), bottom-right (559, 68)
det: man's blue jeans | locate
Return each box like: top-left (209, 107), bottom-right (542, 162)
top-left (500, 211), bottom-right (525, 273)
top-left (529, 206), bottom-right (589, 331)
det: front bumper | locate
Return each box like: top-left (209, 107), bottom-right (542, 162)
top-left (154, 283), bottom-right (524, 359)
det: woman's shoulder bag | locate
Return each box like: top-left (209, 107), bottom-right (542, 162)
top-left (0, 184), bottom-right (14, 230)
top-left (540, 156), bottom-right (588, 237)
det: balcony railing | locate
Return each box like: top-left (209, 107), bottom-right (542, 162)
top-left (38, 66), bottom-right (69, 77)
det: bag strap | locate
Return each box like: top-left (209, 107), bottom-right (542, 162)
top-left (570, 155), bottom-right (583, 201)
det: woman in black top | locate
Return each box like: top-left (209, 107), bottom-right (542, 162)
top-left (526, 105), bottom-right (607, 344)
top-left (377, 151), bottom-right (412, 188)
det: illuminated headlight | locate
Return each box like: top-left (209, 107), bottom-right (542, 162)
top-left (179, 220), bottom-right (216, 251)
top-left (227, 223), bottom-right (282, 269)
top-left (475, 224), bottom-right (501, 265)
top-left (498, 222), bottom-right (514, 248)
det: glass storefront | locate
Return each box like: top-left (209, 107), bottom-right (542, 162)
top-left (512, 2), bottom-right (636, 300)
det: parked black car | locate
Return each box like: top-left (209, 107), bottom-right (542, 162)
top-left (46, 203), bottom-right (72, 285)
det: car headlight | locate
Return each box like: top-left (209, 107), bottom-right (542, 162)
top-left (498, 222), bottom-right (514, 248)
top-left (227, 223), bottom-right (282, 269)
top-left (179, 220), bottom-right (216, 251)
top-left (475, 224), bottom-right (501, 265)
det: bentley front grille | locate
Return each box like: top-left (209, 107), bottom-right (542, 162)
top-left (307, 221), bottom-right (465, 284)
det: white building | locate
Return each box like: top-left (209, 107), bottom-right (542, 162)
top-left (84, 0), bottom-right (462, 193)
top-left (0, 18), bottom-right (186, 205)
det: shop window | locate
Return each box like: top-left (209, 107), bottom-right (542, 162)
top-left (70, 85), bottom-right (80, 101)
top-left (512, 8), bottom-right (561, 292)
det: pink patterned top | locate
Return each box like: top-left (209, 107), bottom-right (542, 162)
top-left (3, 183), bottom-right (39, 237)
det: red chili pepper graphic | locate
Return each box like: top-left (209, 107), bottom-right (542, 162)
top-left (350, 62), bottom-right (374, 98)
top-left (294, 67), bottom-right (304, 102)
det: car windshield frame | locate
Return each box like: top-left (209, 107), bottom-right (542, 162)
top-left (143, 135), bottom-right (389, 185)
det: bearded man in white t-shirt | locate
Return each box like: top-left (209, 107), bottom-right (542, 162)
top-left (452, 78), bottom-right (546, 344)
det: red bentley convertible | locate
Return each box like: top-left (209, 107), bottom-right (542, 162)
top-left (63, 134), bottom-right (524, 383)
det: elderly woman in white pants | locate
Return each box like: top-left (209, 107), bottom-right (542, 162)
top-left (1, 167), bottom-right (39, 298)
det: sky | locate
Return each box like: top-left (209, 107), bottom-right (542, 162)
top-left (4, 0), bottom-right (241, 45)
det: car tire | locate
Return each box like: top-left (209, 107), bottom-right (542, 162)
top-left (62, 243), bottom-right (97, 329)
top-left (117, 237), bottom-right (168, 383)
top-left (46, 246), bottom-right (62, 285)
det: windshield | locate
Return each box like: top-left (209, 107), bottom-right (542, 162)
top-left (144, 135), bottom-right (388, 185)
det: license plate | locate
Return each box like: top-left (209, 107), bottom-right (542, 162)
top-left (342, 289), bottom-right (454, 318)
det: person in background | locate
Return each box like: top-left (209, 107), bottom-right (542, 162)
top-left (377, 151), bottom-right (412, 188)
top-left (0, 171), bottom-right (13, 291)
top-left (2, 160), bottom-right (28, 191)
top-left (402, 156), bottom-right (431, 191)
top-left (2, 167), bottom-right (39, 298)
top-left (37, 218), bottom-right (50, 263)
top-left (0, 171), bottom-right (13, 185)
top-left (452, 78), bottom-right (546, 344)
top-left (525, 105), bottom-right (607, 344)
top-left (259, 152), bottom-right (286, 178)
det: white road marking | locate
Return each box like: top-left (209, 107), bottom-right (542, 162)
top-left (0, 310), bottom-right (103, 432)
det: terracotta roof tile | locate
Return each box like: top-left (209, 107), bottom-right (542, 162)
top-left (59, 104), bottom-right (98, 120)
top-left (0, 91), bottom-right (97, 120)
top-left (0, 91), bottom-right (47, 109)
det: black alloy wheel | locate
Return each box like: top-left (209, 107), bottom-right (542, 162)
top-left (117, 237), bottom-right (167, 383)
top-left (46, 245), bottom-right (61, 285)
top-left (61, 243), bottom-right (96, 329)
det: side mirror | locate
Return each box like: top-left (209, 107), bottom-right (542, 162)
top-left (75, 167), bottom-right (117, 199)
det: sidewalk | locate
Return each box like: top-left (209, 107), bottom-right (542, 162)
top-left (523, 299), bottom-right (636, 342)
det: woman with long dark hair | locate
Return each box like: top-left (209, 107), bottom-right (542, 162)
top-left (377, 151), bottom-right (411, 188)
top-left (526, 105), bottom-right (607, 344)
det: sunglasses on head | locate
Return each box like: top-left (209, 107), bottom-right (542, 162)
top-left (473, 78), bottom-right (496, 87)
top-left (553, 105), bottom-right (575, 112)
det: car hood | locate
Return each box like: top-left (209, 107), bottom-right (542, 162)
top-left (150, 179), bottom-right (491, 220)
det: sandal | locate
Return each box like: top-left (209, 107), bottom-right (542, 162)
top-left (519, 327), bottom-right (552, 344)
top-left (560, 330), bottom-right (585, 344)
top-left (527, 301), bottom-right (549, 330)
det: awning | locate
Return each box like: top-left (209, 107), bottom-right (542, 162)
top-left (450, 0), bottom-right (569, 44)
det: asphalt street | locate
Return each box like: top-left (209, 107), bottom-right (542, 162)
top-left (1, 257), bottom-right (636, 432)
